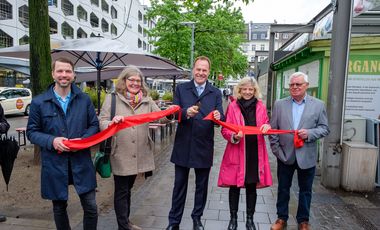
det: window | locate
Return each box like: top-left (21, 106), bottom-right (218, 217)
top-left (91, 0), bottom-right (99, 7)
top-left (0, 0), bottom-right (12, 20)
top-left (138, 25), bottom-right (142, 34)
top-left (250, 56), bottom-right (255, 62)
top-left (143, 41), bottom-right (146, 50)
top-left (19, 35), bottom-right (29, 45)
top-left (111, 6), bottom-right (117, 19)
top-left (143, 15), bottom-right (147, 25)
top-left (260, 33), bottom-right (266, 39)
top-left (138, 38), bottom-right (142, 48)
top-left (101, 19), bottom-right (109, 32)
top-left (260, 44), bottom-right (265, 51)
top-left (62, 0), bottom-right (74, 16)
top-left (49, 0), bottom-right (58, 7)
top-left (251, 33), bottom-right (257, 39)
top-left (18, 5), bottom-right (29, 28)
top-left (259, 56), bottom-right (265, 62)
top-left (49, 16), bottom-right (57, 34)
top-left (0, 29), bottom-right (13, 48)
top-left (251, 44), bottom-right (256, 51)
top-left (90, 13), bottom-right (99, 27)
top-left (101, 0), bottom-right (109, 13)
top-left (111, 24), bottom-right (117, 36)
top-left (77, 5), bottom-right (87, 21)
top-left (283, 33), bottom-right (289, 39)
top-left (138, 11), bottom-right (142, 21)
top-left (77, 28), bottom-right (87, 38)
top-left (62, 22), bottom-right (74, 39)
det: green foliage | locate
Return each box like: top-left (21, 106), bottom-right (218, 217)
top-left (29, 0), bottom-right (52, 95)
top-left (149, 90), bottom-right (160, 100)
top-left (146, 0), bottom-right (248, 78)
top-left (162, 92), bottom-right (173, 101)
top-left (83, 87), bottom-right (106, 109)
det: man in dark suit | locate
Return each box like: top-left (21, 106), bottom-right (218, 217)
top-left (166, 56), bottom-right (224, 230)
top-left (269, 72), bottom-right (329, 230)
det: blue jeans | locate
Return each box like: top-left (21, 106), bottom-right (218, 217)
top-left (52, 189), bottom-right (98, 230)
top-left (276, 159), bottom-right (315, 224)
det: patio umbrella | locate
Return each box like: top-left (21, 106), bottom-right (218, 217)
top-left (0, 135), bottom-right (20, 191)
top-left (0, 37), bottom-right (186, 113)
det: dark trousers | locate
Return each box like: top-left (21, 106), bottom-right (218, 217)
top-left (52, 189), bottom-right (97, 230)
top-left (114, 174), bottom-right (137, 230)
top-left (229, 183), bottom-right (257, 214)
top-left (168, 165), bottom-right (211, 225)
top-left (276, 159), bottom-right (315, 224)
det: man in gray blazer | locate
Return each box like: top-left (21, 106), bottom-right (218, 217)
top-left (269, 72), bottom-right (329, 230)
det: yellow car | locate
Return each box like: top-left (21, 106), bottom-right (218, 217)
top-left (0, 87), bottom-right (32, 116)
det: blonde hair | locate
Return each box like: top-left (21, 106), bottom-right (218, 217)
top-left (115, 65), bottom-right (149, 96)
top-left (233, 77), bottom-right (262, 99)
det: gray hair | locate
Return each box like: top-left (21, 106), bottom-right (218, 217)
top-left (289, 72), bottom-right (309, 84)
top-left (233, 77), bottom-right (262, 99)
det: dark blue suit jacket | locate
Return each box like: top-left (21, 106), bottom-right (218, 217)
top-left (171, 80), bottom-right (224, 168)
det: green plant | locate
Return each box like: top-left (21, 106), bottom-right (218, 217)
top-left (162, 92), bottom-right (173, 101)
top-left (149, 90), bottom-right (159, 100)
top-left (83, 87), bottom-right (106, 109)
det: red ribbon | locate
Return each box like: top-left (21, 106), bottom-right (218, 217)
top-left (63, 105), bottom-right (181, 151)
top-left (203, 111), bottom-right (304, 148)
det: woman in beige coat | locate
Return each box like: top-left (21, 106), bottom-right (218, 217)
top-left (99, 66), bottom-right (170, 230)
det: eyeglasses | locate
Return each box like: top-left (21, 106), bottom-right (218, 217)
top-left (127, 78), bottom-right (142, 84)
top-left (289, 82), bottom-right (306, 88)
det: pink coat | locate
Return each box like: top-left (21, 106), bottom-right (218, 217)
top-left (218, 99), bottom-right (273, 188)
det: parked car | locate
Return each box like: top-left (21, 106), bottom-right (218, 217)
top-left (157, 90), bottom-right (165, 98)
top-left (0, 87), bottom-right (32, 115)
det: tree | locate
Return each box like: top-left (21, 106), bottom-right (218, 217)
top-left (29, 0), bottom-right (52, 164)
top-left (146, 0), bottom-right (248, 79)
top-left (29, 0), bottom-right (52, 96)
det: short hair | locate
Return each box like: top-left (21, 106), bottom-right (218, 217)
top-left (289, 72), bottom-right (309, 84)
top-left (52, 57), bottom-right (74, 71)
top-left (233, 77), bottom-right (262, 99)
top-left (115, 65), bottom-right (149, 96)
top-left (193, 56), bottom-right (211, 69)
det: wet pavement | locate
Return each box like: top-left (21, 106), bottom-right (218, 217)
top-left (1, 114), bottom-right (380, 229)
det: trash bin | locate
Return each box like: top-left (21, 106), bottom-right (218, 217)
top-left (341, 141), bottom-right (378, 192)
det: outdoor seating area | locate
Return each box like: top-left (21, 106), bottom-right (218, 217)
top-left (149, 120), bottom-right (177, 143)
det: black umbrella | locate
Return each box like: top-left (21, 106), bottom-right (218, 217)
top-left (0, 135), bottom-right (20, 191)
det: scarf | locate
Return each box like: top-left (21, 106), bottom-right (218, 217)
top-left (125, 90), bottom-right (143, 107)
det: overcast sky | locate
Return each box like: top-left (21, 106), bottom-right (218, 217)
top-left (235, 0), bottom-right (331, 23)
top-left (140, 0), bottom-right (332, 24)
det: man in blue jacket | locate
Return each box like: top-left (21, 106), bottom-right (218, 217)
top-left (166, 56), bottom-right (224, 230)
top-left (27, 57), bottom-right (99, 230)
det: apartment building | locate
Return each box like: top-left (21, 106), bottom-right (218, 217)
top-left (241, 22), bottom-right (293, 77)
top-left (0, 0), bottom-right (154, 52)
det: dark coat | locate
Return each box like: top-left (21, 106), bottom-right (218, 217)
top-left (171, 80), bottom-right (224, 168)
top-left (0, 104), bottom-right (10, 134)
top-left (27, 84), bottom-right (99, 200)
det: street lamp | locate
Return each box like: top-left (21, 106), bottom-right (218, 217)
top-left (180, 21), bottom-right (196, 69)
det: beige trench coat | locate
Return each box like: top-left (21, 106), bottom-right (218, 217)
top-left (99, 92), bottom-right (169, 176)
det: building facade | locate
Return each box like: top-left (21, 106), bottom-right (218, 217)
top-left (0, 0), bottom-right (154, 52)
top-left (241, 22), bottom-right (293, 77)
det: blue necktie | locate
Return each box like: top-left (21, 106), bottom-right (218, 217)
top-left (197, 86), bottom-right (203, 96)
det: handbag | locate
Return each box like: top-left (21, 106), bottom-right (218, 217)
top-left (94, 93), bottom-right (115, 178)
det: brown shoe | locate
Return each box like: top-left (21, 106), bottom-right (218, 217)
top-left (270, 219), bottom-right (287, 230)
top-left (298, 221), bottom-right (310, 230)
top-left (128, 221), bottom-right (142, 230)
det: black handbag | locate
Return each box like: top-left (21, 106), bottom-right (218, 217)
top-left (94, 93), bottom-right (115, 178)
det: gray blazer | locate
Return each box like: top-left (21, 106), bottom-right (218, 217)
top-left (269, 95), bottom-right (330, 169)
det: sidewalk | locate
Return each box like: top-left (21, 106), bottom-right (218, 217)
top-left (75, 130), bottom-right (379, 230)
top-left (1, 121), bottom-right (379, 229)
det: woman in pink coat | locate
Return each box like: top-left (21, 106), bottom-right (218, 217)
top-left (218, 77), bottom-right (272, 230)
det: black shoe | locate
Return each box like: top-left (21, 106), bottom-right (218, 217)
top-left (193, 218), bottom-right (204, 230)
top-left (227, 211), bottom-right (238, 230)
top-left (246, 216), bottom-right (256, 230)
top-left (166, 225), bottom-right (179, 230)
top-left (0, 214), bottom-right (6, 222)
